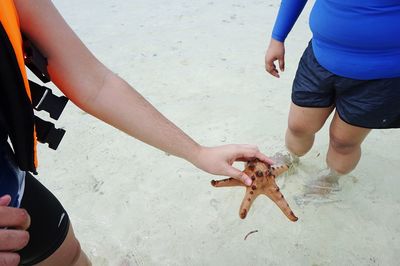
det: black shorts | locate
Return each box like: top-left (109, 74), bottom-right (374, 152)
top-left (292, 41), bottom-right (400, 129)
top-left (17, 172), bottom-right (70, 266)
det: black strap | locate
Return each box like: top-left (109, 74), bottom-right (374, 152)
top-left (22, 36), bottom-right (68, 152)
top-left (29, 80), bottom-right (68, 120)
top-left (23, 37), bottom-right (50, 83)
top-left (34, 116), bottom-right (65, 150)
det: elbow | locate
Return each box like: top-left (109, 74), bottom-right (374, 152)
top-left (49, 64), bottom-right (113, 111)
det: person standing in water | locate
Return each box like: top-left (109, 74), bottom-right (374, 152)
top-left (265, 0), bottom-right (400, 193)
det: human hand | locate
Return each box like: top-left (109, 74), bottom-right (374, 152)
top-left (265, 39), bottom-right (285, 78)
top-left (191, 145), bottom-right (274, 186)
top-left (0, 195), bottom-right (30, 266)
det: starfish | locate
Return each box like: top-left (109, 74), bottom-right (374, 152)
top-left (211, 158), bottom-right (298, 222)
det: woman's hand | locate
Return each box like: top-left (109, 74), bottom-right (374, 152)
top-left (0, 195), bottom-right (31, 266)
top-left (265, 39), bottom-right (285, 78)
top-left (191, 145), bottom-right (274, 186)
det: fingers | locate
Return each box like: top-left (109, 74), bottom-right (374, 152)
top-left (254, 151), bottom-right (275, 165)
top-left (233, 145), bottom-right (274, 165)
top-left (0, 252), bottom-right (20, 266)
top-left (279, 56), bottom-right (285, 72)
top-left (0, 195), bottom-right (11, 206)
top-left (265, 58), bottom-right (280, 78)
top-left (0, 229), bottom-right (29, 251)
top-left (0, 196), bottom-right (30, 261)
top-left (0, 207), bottom-right (30, 230)
top-left (225, 167), bottom-right (252, 186)
top-left (265, 55), bottom-right (285, 77)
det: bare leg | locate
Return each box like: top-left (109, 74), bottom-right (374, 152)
top-left (36, 223), bottom-right (91, 266)
top-left (286, 103), bottom-right (334, 156)
top-left (327, 112), bottom-right (371, 174)
top-left (300, 113), bottom-right (370, 198)
top-left (295, 111), bottom-right (371, 205)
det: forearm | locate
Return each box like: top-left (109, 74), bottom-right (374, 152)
top-left (271, 0), bottom-right (308, 42)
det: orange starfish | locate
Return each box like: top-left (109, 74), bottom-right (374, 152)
top-left (211, 159), bottom-right (298, 222)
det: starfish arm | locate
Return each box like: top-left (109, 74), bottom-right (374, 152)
top-left (271, 164), bottom-right (289, 177)
top-left (238, 189), bottom-right (257, 219)
top-left (211, 178), bottom-right (244, 187)
top-left (265, 189), bottom-right (298, 222)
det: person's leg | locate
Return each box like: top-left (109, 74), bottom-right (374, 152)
top-left (286, 102), bottom-right (334, 156)
top-left (35, 224), bottom-right (91, 266)
top-left (18, 173), bottom-right (91, 266)
top-left (327, 112), bottom-right (371, 174)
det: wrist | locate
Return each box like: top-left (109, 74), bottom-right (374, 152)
top-left (185, 144), bottom-right (205, 167)
top-left (270, 38), bottom-right (284, 46)
top-left (271, 34), bottom-right (285, 44)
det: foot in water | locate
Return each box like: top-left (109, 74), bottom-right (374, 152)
top-left (304, 168), bottom-right (341, 195)
top-left (270, 151), bottom-right (299, 175)
top-left (294, 168), bottom-right (342, 206)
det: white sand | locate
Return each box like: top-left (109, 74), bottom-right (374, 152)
top-left (33, 0), bottom-right (400, 265)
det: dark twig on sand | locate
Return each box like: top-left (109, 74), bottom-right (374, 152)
top-left (244, 230), bottom-right (258, 240)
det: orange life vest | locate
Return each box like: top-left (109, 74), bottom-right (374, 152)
top-left (0, 0), bottom-right (67, 173)
top-left (0, 0), bottom-right (38, 172)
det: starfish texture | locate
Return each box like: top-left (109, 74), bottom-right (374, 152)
top-left (211, 158), bottom-right (298, 222)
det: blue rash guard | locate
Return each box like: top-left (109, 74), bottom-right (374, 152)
top-left (271, 0), bottom-right (400, 80)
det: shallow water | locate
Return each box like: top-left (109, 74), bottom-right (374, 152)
top-left (33, 1), bottom-right (400, 265)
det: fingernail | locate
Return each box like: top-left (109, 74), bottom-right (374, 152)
top-left (245, 178), bottom-right (252, 186)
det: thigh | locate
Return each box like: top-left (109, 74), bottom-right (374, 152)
top-left (288, 102), bottom-right (334, 134)
top-left (35, 224), bottom-right (82, 266)
top-left (18, 173), bottom-right (70, 266)
top-left (329, 112), bottom-right (371, 146)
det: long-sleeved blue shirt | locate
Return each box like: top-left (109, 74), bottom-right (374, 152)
top-left (272, 0), bottom-right (400, 80)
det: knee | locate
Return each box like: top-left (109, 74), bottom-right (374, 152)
top-left (69, 237), bottom-right (83, 265)
top-left (329, 133), bottom-right (360, 155)
top-left (287, 118), bottom-right (318, 137)
top-left (60, 232), bottom-right (84, 266)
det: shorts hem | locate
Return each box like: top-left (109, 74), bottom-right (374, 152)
top-left (336, 112), bottom-right (399, 129)
top-left (291, 99), bottom-right (333, 109)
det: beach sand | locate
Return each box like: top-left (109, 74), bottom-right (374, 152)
top-left (32, 0), bottom-right (400, 265)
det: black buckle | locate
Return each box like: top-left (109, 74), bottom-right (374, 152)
top-left (29, 80), bottom-right (68, 120)
top-left (34, 116), bottom-right (65, 150)
top-left (23, 36), bottom-right (67, 150)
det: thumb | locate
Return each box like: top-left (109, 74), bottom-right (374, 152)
top-left (279, 55), bottom-right (285, 72)
top-left (0, 195), bottom-right (11, 206)
top-left (225, 166), bottom-right (252, 186)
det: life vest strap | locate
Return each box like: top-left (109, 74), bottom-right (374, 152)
top-left (34, 116), bottom-right (65, 150)
top-left (29, 80), bottom-right (68, 120)
top-left (23, 37), bottom-right (50, 83)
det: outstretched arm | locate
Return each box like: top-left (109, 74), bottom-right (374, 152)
top-left (14, 0), bottom-right (272, 185)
